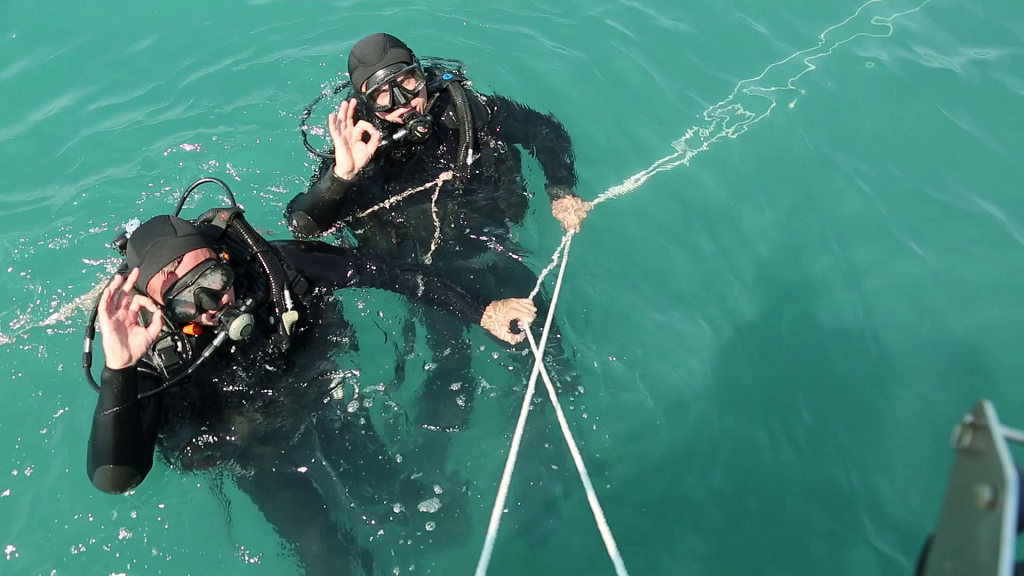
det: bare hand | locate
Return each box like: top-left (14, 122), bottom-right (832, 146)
top-left (480, 298), bottom-right (537, 345)
top-left (330, 99), bottom-right (381, 181)
top-left (551, 195), bottom-right (591, 233)
top-left (98, 268), bottom-right (164, 370)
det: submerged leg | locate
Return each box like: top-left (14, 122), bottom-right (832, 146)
top-left (411, 305), bottom-right (475, 455)
top-left (235, 463), bottom-right (369, 576)
top-left (391, 315), bottom-right (418, 393)
top-left (312, 404), bottom-right (473, 556)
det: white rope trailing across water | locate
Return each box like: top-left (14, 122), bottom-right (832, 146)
top-left (540, 0), bottom-right (934, 289)
top-left (477, 241), bottom-right (630, 576)
top-left (524, 329), bottom-right (630, 576)
top-left (589, 0), bottom-right (935, 206)
top-left (474, 234), bottom-right (574, 576)
top-left (528, 234), bottom-right (570, 300)
top-left (476, 0), bottom-right (933, 573)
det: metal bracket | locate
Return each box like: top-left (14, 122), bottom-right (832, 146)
top-left (922, 400), bottom-right (1020, 576)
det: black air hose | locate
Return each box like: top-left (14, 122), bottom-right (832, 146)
top-left (227, 216), bottom-right (289, 318)
top-left (447, 81), bottom-right (475, 179)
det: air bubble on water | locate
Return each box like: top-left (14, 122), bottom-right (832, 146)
top-left (417, 498), bottom-right (441, 513)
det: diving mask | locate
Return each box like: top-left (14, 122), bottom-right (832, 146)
top-left (362, 63), bottom-right (426, 113)
top-left (162, 259), bottom-right (234, 324)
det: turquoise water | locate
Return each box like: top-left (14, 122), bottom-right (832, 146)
top-left (3, 0), bottom-right (1024, 574)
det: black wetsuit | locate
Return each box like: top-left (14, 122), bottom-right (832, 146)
top-left (285, 84), bottom-right (580, 438)
top-left (87, 240), bottom-right (487, 576)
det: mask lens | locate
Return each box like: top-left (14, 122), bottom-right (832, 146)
top-left (397, 70), bottom-right (423, 91)
top-left (372, 87), bottom-right (392, 108)
top-left (163, 260), bottom-right (233, 323)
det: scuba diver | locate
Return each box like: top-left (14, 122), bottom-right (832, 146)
top-left (84, 178), bottom-right (536, 575)
top-left (289, 32), bottom-right (591, 240)
top-left (286, 32), bottom-right (586, 463)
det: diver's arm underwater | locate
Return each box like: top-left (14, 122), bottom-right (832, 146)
top-left (274, 240), bottom-right (536, 343)
top-left (87, 366), bottom-right (163, 494)
top-left (86, 268), bottom-right (167, 494)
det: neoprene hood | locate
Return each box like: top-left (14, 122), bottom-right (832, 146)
top-left (126, 215), bottom-right (214, 289)
top-left (348, 33), bottom-right (416, 91)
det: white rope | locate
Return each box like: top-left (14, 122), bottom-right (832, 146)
top-left (528, 0), bottom-right (933, 292)
top-left (354, 171), bottom-right (452, 218)
top-left (476, 3), bottom-right (936, 572)
top-left (525, 327), bottom-right (630, 576)
top-left (474, 233), bottom-right (574, 576)
top-left (352, 171), bottom-right (452, 265)
top-left (529, 234), bottom-right (569, 300)
top-left (423, 183), bottom-right (443, 265)
top-left (592, 150), bottom-right (687, 206)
